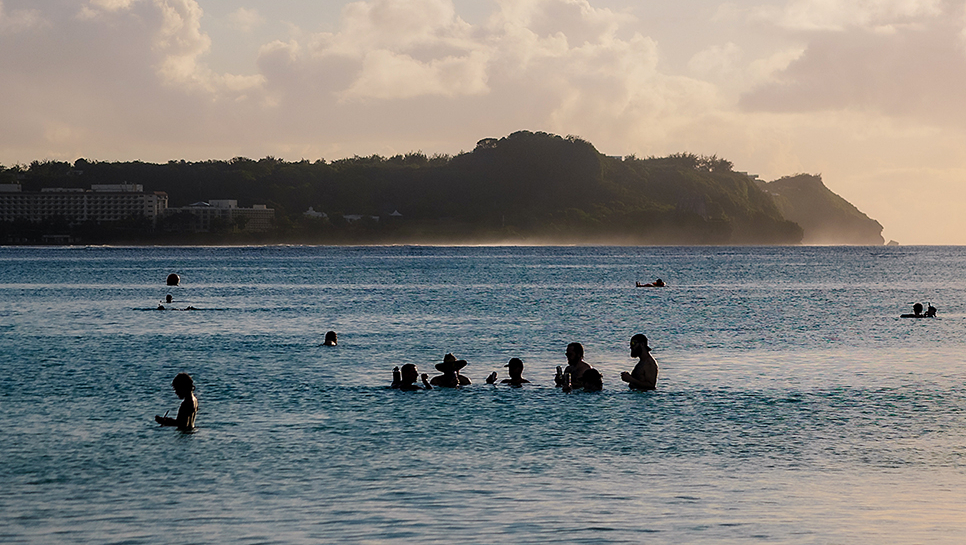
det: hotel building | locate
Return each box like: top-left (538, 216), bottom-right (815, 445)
top-left (0, 183), bottom-right (168, 225)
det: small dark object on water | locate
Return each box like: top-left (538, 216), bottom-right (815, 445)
top-left (166, 273), bottom-right (180, 286)
top-left (323, 331), bottom-right (338, 346)
top-left (901, 302), bottom-right (938, 318)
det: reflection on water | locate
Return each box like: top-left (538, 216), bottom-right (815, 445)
top-left (1, 245), bottom-right (965, 543)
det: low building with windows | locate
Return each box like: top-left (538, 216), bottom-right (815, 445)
top-left (0, 183), bottom-right (168, 225)
top-left (162, 199), bottom-right (274, 232)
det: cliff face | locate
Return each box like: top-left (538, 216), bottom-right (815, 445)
top-left (756, 175), bottom-right (884, 245)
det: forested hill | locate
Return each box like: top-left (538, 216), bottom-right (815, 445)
top-left (3, 131), bottom-right (880, 245)
top-left (756, 175), bottom-right (884, 245)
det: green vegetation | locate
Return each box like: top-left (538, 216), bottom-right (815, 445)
top-left (2, 131), bottom-right (880, 245)
top-left (757, 174), bottom-right (884, 245)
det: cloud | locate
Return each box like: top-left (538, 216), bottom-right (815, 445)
top-left (0, 0), bottom-right (45, 33)
top-left (751, 0), bottom-right (944, 31)
top-left (494, 0), bottom-right (631, 45)
top-left (279, 0), bottom-right (485, 100)
top-left (0, 0), bottom-right (270, 162)
top-left (249, 0), bottom-right (720, 150)
top-left (0, 0), bottom-right (727, 161)
top-left (740, 6), bottom-right (966, 127)
top-left (228, 7), bottom-right (264, 33)
top-left (149, 0), bottom-right (262, 95)
top-left (89, 0), bottom-right (136, 11)
top-left (689, 42), bottom-right (743, 79)
top-left (342, 48), bottom-right (490, 99)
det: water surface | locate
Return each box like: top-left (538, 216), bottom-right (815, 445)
top-left (1, 245), bottom-right (964, 543)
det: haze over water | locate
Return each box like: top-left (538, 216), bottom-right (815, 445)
top-left (1, 245), bottom-right (965, 543)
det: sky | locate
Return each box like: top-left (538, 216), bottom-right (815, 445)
top-left (2, 0), bottom-right (965, 244)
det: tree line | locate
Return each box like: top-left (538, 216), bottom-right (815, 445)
top-left (2, 131), bottom-right (803, 245)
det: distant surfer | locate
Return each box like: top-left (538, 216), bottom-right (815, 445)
top-left (323, 331), bottom-right (338, 346)
top-left (621, 334), bottom-right (659, 391)
top-left (155, 372), bottom-right (198, 430)
top-left (391, 364), bottom-right (432, 391)
top-left (637, 278), bottom-right (666, 287)
top-left (925, 305), bottom-right (937, 317)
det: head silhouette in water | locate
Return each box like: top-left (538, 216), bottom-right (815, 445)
top-left (155, 372), bottom-right (198, 430)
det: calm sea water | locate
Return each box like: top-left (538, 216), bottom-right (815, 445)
top-left (1, 245), bottom-right (965, 544)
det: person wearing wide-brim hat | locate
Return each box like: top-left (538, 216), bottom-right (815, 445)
top-left (430, 353), bottom-right (471, 387)
top-left (621, 334), bottom-right (659, 391)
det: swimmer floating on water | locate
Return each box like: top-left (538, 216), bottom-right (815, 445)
top-left (901, 302), bottom-right (938, 318)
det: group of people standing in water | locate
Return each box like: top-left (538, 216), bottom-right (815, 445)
top-left (389, 334), bottom-right (660, 393)
top-left (153, 331), bottom-right (659, 431)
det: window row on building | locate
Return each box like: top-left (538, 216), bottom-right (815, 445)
top-left (0, 184), bottom-right (274, 232)
top-left (0, 184), bottom-right (167, 224)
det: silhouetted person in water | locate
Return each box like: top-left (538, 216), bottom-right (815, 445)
top-left (555, 342), bottom-right (591, 390)
top-left (430, 353), bottom-right (471, 387)
top-left (155, 373), bottom-right (198, 430)
top-left (323, 331), bottom-right (338, 346)
top-left (391, 364), bottom-right (432, 391)
top-left (500, 358), bottom-right (531, 386)
top-left (621, 334), bottom-right (659, 391)
top-left (925, 305), bottom-right (937, 317)
top-left (165, 294), bottom-right (173, 304)
top-left (580, 368), bottom-right (603, 392)
top-left (913, 303), bottom-right (924, 317)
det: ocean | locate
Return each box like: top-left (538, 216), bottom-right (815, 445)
top-left (1, 245), bottom-right (964, 543)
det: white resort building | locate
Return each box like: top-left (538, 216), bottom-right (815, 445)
top-left (162, 199), bottom-right (274, 232)
top-left (1, 184), bottom-right (274, 233)
top-left (0, 183), bottom-right (168, 225)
